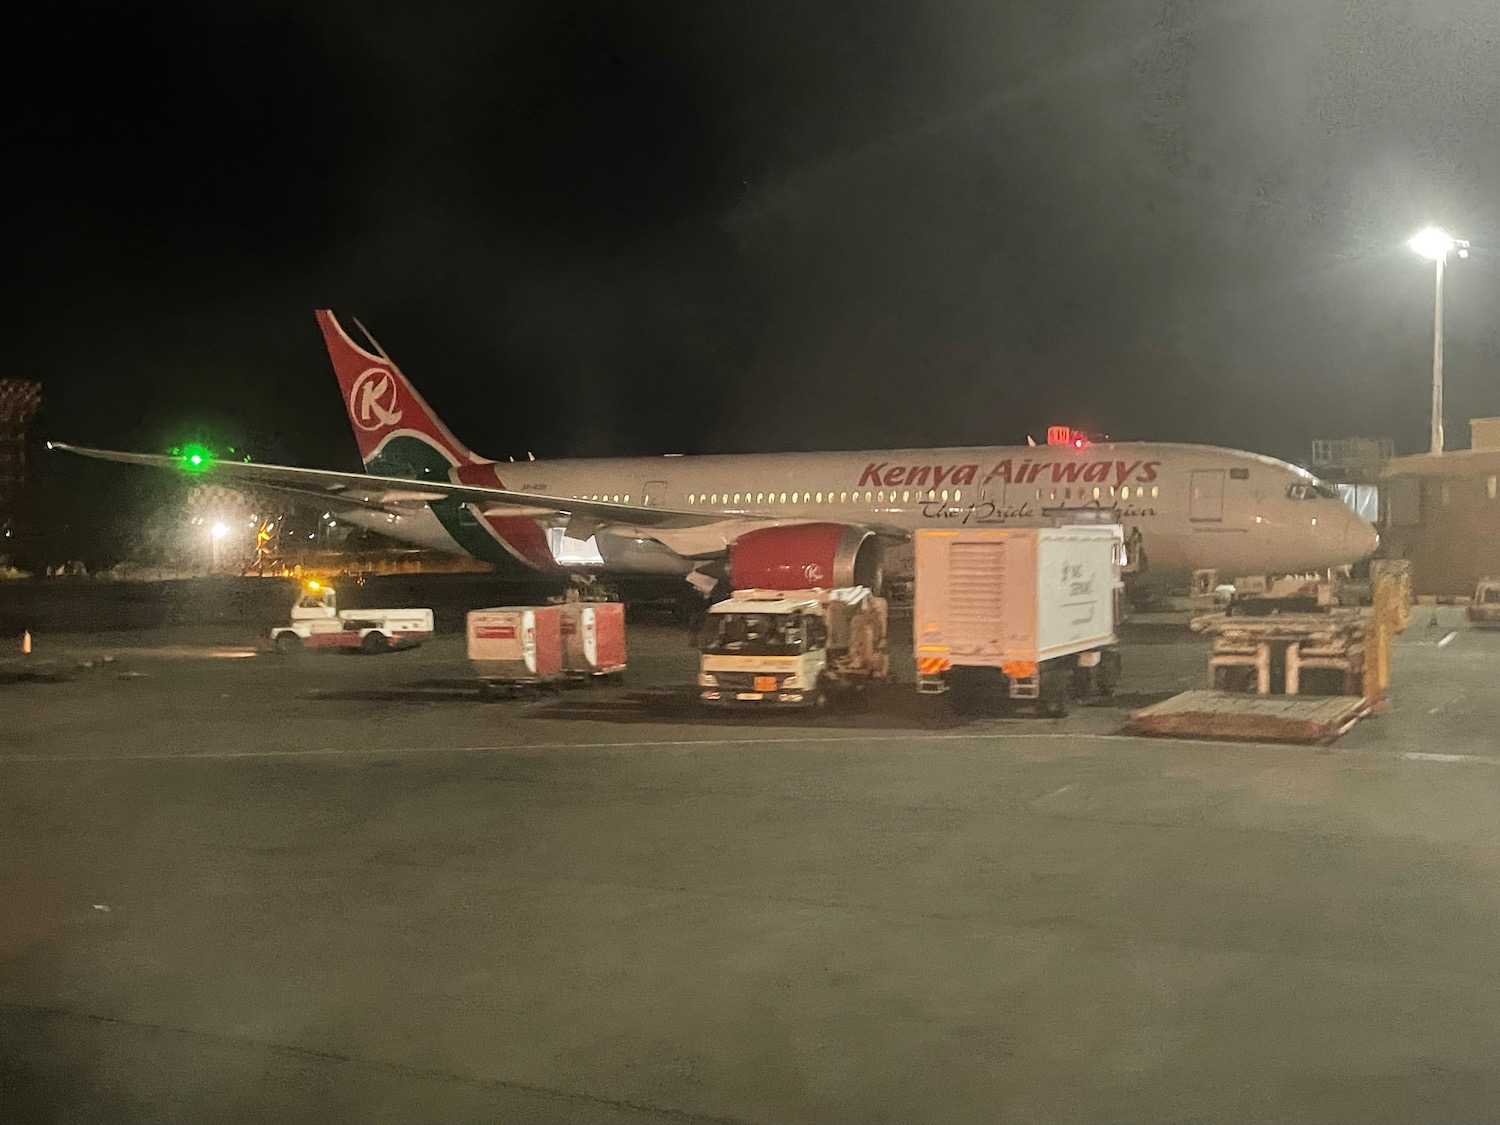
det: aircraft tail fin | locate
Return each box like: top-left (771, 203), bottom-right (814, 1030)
top-left (316, 309), bottom-right (482, 477)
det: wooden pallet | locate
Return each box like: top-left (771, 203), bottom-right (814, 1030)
top-left (1124, 690), bottom-right (1371, 746)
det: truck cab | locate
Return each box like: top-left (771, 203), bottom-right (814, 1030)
top-left (696, 588), bottom-right (887, 707)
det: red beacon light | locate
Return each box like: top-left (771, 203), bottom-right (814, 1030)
top-left (1047, 425), bottom-right (1090, 450)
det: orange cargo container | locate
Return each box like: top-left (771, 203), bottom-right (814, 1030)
top-left (558, 601), bottom-right (627, 678)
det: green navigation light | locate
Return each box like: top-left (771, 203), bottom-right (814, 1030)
top-left (177, 443), bottom-right (215, 474)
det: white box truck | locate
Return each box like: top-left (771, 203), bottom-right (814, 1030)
top-left (914, 525), bottom-right (1124, 716)
top-left (697, 586), bottom-right (889, 707)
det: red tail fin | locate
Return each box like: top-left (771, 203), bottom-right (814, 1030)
top-left (316, 309), bottom-right (479, 471)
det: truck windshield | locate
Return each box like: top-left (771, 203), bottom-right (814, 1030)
top-left (702, 613), bottom-right (805, 655)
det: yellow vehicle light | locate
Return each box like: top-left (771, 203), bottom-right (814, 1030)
top-left (1001, 659), bottom-right (1038, 678)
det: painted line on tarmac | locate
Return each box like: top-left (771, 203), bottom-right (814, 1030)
top-left (0, 729), bottom-right (1357, 765)
top-left (1400, 751), bottom-right (1500, 765)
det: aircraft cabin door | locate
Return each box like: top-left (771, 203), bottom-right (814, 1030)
top-left (643, 480), bottom-right (667, 507)
top-left (1190, 470), bottom-right (1225, 521)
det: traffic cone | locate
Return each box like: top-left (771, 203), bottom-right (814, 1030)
top-left (21, 630), bottom-right (32, 655)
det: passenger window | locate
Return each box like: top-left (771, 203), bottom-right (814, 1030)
top-left (877, 490), bottom-right (885, 503)
top-left (733, 493), bottom-right (741, 504)
top-left (1092, 486), bottom-right (1101, 500)
top-left (622, 495), bottom-right (629, 503)
top-left (1488, 476), bottom-right (1498, 501)
top-left (1151, 485), bottom-right (1159, 498)
top-left (865, 490), bottom-right (873, 503)
top-left (815, 492), bottom-right (822, 503)
top-left (780, 492), bottom-right (787, 503)
top-left (953, 489), bottom-right (961, 501)
top-left (1121, 486), bottom-right (1131, 500)
top-left (840, 491), bottom-right (847, 503)
top-left (901, 490), bottom-right (910, 502)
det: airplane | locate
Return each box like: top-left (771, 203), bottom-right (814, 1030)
top-left (54, 309), bottom-right (1379, 597)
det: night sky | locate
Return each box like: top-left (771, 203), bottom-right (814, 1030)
top-left (9, 1), bottom-right (1500, 560)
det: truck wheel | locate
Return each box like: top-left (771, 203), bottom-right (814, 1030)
top-left (361, 631), bottom-right (389, 655)
top-left (1097, 649), bottom-right (1122, 696)
top-left (1036, 669), bottom-right (1070, 718)
top-left (1071, 665), bottom-right (1096, 698)
top-left (275, 632), bottom-right (303, 656)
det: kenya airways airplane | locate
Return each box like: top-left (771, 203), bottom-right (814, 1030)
top-left (56, 310), bottom-right (1378, 594)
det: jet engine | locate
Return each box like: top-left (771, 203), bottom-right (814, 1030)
top-left (728, 523), bottom-right (884, 592)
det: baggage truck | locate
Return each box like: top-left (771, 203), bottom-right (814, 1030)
top-left (271, 579), bottom-right (433, 655)
top-left (558, 600), bottom-right (627, 679)
top-left (697, 586), bottom-right (888, 707)
top-left (467, 606), bottom-right (564, 690)
top-left (914, 525), bottom-right (1124, 716)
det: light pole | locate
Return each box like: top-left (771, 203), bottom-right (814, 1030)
top-left (1407, 226), bottom-right (1468, 455)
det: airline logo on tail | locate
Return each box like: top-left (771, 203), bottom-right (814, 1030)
top-left (349, 368), bottom-right (403, 431)
top-left (316, 309), bottom-right (477, 468)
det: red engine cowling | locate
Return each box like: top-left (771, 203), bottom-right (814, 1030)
top-left (728, 523), bottom-right (883, 592)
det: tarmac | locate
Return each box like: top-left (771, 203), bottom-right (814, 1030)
top-left (1, 595), bottom-right (1496, 1123)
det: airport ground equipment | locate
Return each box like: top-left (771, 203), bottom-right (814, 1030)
top-left (558, 599), bottom-right (627, 679)
top-left (1128, 570), bottom-right (1405, 745)
top-left (467, 606), bottom-right (565, 690)
top-left (1195, 611), bottom-right (1368, 696)
top-left (271, 580), bottom-right (433, 654)
top-left (696, 586), bottom-right (888, 707)
top-left (1466, 578), bottom-right (1500, 628)
top-left (913, 524), bottom-right (1124, 717)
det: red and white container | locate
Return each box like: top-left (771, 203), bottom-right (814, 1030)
top-left (558, 601), bottom-right (627, 678)
top-left (466, 606), bottom-right (564, 684)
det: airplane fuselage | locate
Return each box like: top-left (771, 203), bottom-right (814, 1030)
top-left (338, 441), bottom-right (1378, 587)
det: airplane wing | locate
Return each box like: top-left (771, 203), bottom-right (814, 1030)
top-left (51, 443), bottom-right (734, 530)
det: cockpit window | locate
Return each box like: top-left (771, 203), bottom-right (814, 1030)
top-left (1287, 482), bottom-right (1338, 501)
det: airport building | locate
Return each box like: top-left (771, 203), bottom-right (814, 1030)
top-left (1379, 418), bottom-right (1500, 597)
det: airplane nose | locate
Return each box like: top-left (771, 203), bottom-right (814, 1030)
top-left (1346, 514), bottom-right (1379, 558)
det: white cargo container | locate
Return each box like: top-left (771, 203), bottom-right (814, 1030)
top-left (466, 606), bottom-right (564, 688)
top-left (914, 525), bottom-right (1124, 715)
